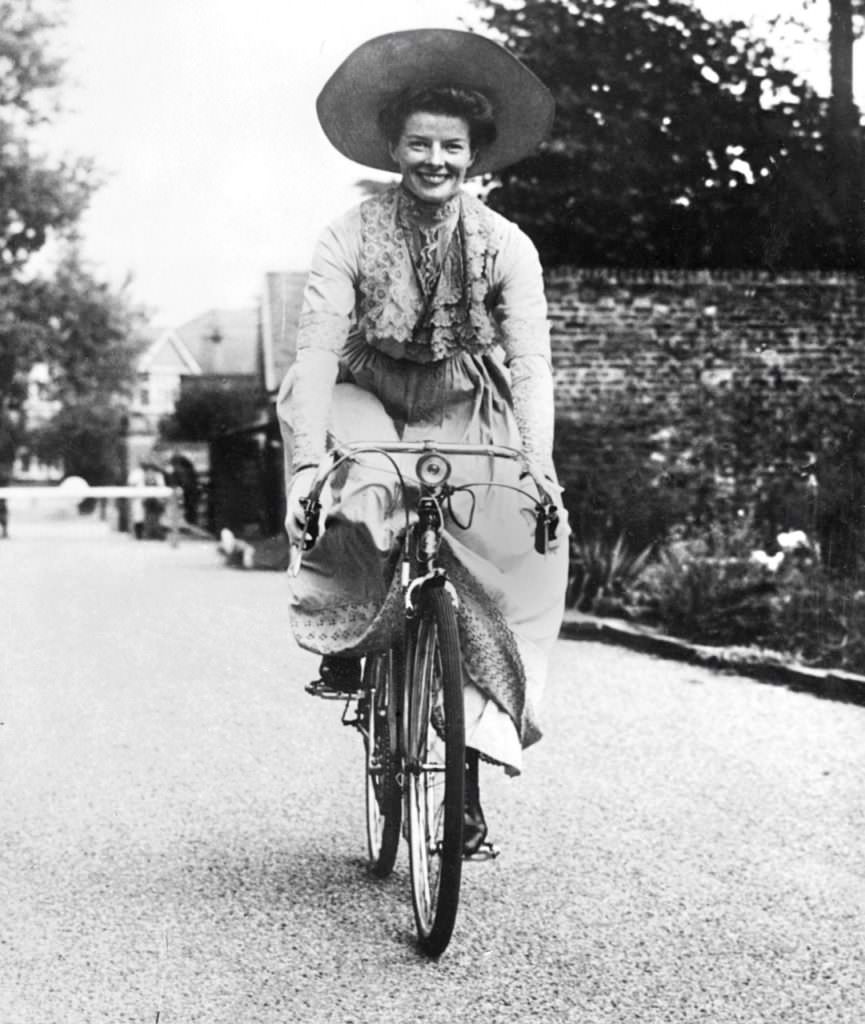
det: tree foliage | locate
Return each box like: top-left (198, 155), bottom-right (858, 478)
top-left (21, 246), bottom-right (148, 480)
top-left (0, 1), bottom-right (93, 270)
top-left (0, 3), bottom-right (147, 477)
top-left (23, 246), bottom-right (147, 404)
top-left (30, 402), bottom-right (127, 484)
top-left (475, 0), bottom-right (853, 269)
top-left (159, 385), bottom-right (263, 442)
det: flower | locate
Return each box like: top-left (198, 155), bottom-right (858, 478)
top-left (777, 530), bottom-right (810, 553)
top-left (750, 550), bottom-right (785, 572)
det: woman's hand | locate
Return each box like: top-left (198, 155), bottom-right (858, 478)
top-left (521, 461), bottom-right (563, 505)
top-left (284, 465), bottom-right (319, 546)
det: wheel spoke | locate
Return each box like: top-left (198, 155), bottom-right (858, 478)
top-left (363, 652), bottom-right (401, 878)
top-left (405, 588), bottom-right (465, 956)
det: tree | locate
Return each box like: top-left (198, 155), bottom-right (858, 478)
top-left (21, 246), bottom-right (148, 480)
top-left (159, 384), bottom-right (264, 442)
top-left (824, 0), bottom-right (864, 265)
top-left (762, 0), bottom-right (865, 265)
top-left (473, 0), bottom-right (846, 269)
top-left (0, 2), bottom-right (93, 271)
top-left (0, 3), bottom-right (146, 478)
top-left (29, 403), bottom-right (127, 484)
top-left (24, 246), bottom-right (147, 402)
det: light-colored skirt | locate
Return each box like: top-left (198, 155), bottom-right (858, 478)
top-left (281, 340), bottom-right (569, 774)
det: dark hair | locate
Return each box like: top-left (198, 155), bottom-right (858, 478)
top-left (378, 86), bottom-right (497, 152)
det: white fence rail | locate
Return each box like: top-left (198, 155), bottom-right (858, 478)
top-left (0, 483), bottom-right (183, 546)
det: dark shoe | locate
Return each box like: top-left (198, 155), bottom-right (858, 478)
top-left (316, 655), bottom-right (362, 694)
top-left (463, 747), bottom-right (488, 857)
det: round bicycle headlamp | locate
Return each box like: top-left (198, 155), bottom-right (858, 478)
top-left (416, 452), bottom-right (452, 487)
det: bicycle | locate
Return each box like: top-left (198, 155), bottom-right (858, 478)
top-left (295, 439), bottom-right (560, 957)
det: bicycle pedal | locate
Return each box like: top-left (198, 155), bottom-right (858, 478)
top-left (464, 840), bottom-right (499, 862)
top-left (304, 678), bottom-right (360, 701)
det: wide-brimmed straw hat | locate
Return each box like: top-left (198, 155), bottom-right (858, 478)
top-left (316, 29), bottom-right (554, 178)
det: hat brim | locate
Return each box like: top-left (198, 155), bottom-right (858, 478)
top-left (316, 29), bottom-right (554, 178)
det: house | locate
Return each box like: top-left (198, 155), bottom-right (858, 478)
top-left (128, 308), bottom-right (259, 471)
top-left (128, 325), bottom-right (200, 434)
top-left (205, 272), bottom-right (307, 541)
top-left (177, 307), bottom-right (262, 383)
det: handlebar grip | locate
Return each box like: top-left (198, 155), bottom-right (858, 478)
top-left (534, 514), bottom-right (547, 555)
top-left (547, 504), bottom-right (560, 543)
top-left (300, 496), bottom-right (321, 550)
top-left (534, 502), bottom-right (559, 555)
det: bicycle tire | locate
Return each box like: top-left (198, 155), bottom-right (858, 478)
top-left (362, 651), bottom-right (401, 877)
top-left (404, 584), bottom-right (465, 957)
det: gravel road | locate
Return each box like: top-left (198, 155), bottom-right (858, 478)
top-left (1, 518), bottom-right (863, 1023)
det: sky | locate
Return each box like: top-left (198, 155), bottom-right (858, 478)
top-left (43, 0), bottom-right (853, 329)
top-left (47, 0), bottom-right (477, 327)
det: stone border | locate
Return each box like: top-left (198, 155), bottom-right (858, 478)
top-left (559, 612), bottom-right (865, 709)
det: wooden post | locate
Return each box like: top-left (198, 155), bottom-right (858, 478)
top-left (169, 487), bottom-right (182, 548)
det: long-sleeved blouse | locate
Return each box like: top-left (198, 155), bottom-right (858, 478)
top-left (282, 184), bottom-right (555, 477)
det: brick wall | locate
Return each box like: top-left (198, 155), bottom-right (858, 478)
top-left (547, 268), bottom-right (865, 469)
top-left (548, 268), bottom-right (865, 407)
top-left (544, 268), bottom-right (865, 560)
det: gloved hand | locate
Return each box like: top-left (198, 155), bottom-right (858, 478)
top-left (521, 460), bottom-right (563, 505)
top-left (284, 465), bottom-right (319, 547)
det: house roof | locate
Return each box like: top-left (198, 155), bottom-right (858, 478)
top-left (175, 308), bottom-right (259, 376)
top-left (138, 328), bottom-right (202, 375)
top-left (260, 271), bottom-right (307, 393)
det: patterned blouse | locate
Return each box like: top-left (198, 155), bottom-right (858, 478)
top-left (284, 183), bottom-right (555, 473)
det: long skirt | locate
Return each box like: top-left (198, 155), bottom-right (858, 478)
top-left (279, 341), bottom-right (569, 775)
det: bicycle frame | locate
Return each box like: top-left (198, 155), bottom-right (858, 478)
top-left (296, 439), bottom-right (560, 955)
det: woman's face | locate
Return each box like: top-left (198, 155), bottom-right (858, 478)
top-left (388, 110), bottom-right (476, 205)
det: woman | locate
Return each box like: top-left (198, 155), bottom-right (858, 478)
top-left (277, 29), bottom-right (569, 854)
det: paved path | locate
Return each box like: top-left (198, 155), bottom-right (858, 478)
top-left (1, 522), bottom-right (863, 1023)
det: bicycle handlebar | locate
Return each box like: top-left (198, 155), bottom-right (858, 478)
top-left (315, 439), bottom-right (555, 499)
top-left (298, 439), bottom-right (559, 555)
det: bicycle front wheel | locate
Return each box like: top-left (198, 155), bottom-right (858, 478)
top-left (362, 651), bottom-right (401, 878)
top-left (404, 584), bottom-right (465, 957)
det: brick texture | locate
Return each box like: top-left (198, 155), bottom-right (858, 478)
top-left (547, 268), bottom-right (865, 483)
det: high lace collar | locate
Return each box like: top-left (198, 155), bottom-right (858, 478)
top-left (397, 185), bottom-right (460, 228)
top-left (357, 184), bottom-right (498, 361)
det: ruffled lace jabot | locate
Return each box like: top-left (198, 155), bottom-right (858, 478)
top-left (397, 185), bottom-right (460, 227)
top-left (357, 184), bottom-right (497, 361)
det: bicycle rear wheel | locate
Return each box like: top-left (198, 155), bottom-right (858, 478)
top-left (362, 651), bottom-right (401, 877)
top-left (404, 584), bottom-right (465, 957)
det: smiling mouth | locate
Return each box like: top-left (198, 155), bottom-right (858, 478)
top-left (415, 171), bottom-right (450, 184)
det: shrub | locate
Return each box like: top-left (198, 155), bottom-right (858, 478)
top-left (627, 519), bottom-right (865, 674)
top-left (629, 515), bottom-right (777, 645)
top-left (764, 563), bottom-right (865, 672)
top-left (159, 384), bottom-right (263, 442)
top-left (30, 403), bottom-right (126, 484)
top-left (567, 532), bottom-right (653, 614)
top-left (555, 404), bottom-right (698, 557)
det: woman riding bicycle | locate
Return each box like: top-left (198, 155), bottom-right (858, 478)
top-left (277, 28), bottom-right (569, 855)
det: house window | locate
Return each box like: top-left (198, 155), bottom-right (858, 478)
top-left (140, 386), bottom-right (149, 406)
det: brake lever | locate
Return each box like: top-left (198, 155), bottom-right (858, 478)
top-left (300, 496), bottom-right (321, 550)
top-left (533, 502), bottom-right (559, 555)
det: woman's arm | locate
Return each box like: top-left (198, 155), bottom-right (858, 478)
top-left (492, 225), bottom-right (557, 481)
top-left (276, 211), bottom-right (360, 473)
